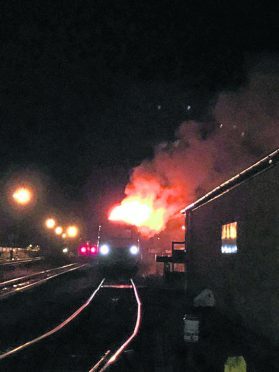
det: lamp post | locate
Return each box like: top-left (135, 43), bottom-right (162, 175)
top-left (62, 226), bottom-right (79, 256)
top-left (66, 225), bottom-right (79, 239)
top-left (45, 218), bottom-right (56, 229)
top-left (44, 220), bottom-right (80, 257)
top-left (9, 185), bottom-right (34, 257)
top-left (55, 226), bottom-right (63, 236)
top-left (12, 187), bottom-right (32, 206)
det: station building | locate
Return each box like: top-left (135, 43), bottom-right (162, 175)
top-left (182, 148), bottom-right (279, 345)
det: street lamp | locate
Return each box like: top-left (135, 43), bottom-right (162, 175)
top-left (9, 186), bottom-right (34, 250)
top-left (66, 225), bottom-right (79, 238)
top-left (55, 226), bottom-right (63, 235)
top-left (45, 218), bottom-right (56, 229)
top-left (12, 187), bottom-right (32, 206)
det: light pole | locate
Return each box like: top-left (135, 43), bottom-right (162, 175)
top-left (55, 226), bottom-right (63, 236)
top-left (10, 185), bottom-right (34, 257)
top-left (12, 187), bottom-right (32, 206)
top-left (66, 225), bottom-right (79, 239)
top-left (45, 218), bottom-right (56, 229)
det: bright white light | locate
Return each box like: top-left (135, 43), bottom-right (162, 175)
top-left (100, 244), bottom-right (110, 255)
top-left (13, 187), bottom-right (32, 205)
top-left (221, 244), bottom-right (237, 254)
top-left (45, 218), bottom-right (56, 229)
top-left (129, 245), bottom-right (139, 255)
top-left (62, 247), bottom-right (68, 254)
top-left (55, 226), bottom-right (63, 235)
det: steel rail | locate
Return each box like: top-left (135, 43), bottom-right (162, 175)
top-left (0, 263), bottom-right (78, 288)
top-left (89, 279), bottom-right (142, 372)
top-left (0, 257), bottom-right (43, 266)
top-left (0, 264), bottom-right (87, 300)
top-left (0, 278), bottom-right (105, 361)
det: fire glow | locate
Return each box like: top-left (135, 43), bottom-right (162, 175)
top-left (109, 68), bottom-right (279, 239)
top-left (109, 195), bottom-right (167, 235)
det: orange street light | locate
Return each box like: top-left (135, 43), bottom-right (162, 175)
top-left (55, 226), bottom-right (63, 235)
top-left (66, 225), bottom-right (79, 238)
top-left (12, 187), bottom-right (32, 205)
top-left (46, 218), bottom-right (56, 229)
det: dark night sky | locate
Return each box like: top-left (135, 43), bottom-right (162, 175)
top-left (0, 1), bottom-right (278, 242)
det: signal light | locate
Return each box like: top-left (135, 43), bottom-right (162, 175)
top-left (80, 247), bottom-right (86, 254)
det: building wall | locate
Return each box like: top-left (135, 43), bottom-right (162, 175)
top-left (187, 164), bottom-right (279, 345)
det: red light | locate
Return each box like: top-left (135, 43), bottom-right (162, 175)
top-left (90, 247), bottom-right (96, 254)
top-left (80, 247), bottom-right (86, 254)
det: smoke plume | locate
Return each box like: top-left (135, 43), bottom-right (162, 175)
top-left (113, 60), bottom-right (279, 237)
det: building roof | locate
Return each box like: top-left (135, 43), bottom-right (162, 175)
top-left (181, 148), bottom-right (279, 213)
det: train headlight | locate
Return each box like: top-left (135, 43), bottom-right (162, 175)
top-left (129, 245), bottom-right (139, 255)
top-left (100, 244), bottom-right (110, 255)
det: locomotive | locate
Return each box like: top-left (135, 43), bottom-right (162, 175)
top-left (97, 222), bottom-right (141, 276)
top-left (77, 223), bottom-right (140, 276)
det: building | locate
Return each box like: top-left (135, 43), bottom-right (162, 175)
top-left (182, 148), bottom-right (279, 345)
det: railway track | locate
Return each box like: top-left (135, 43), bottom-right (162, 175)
top-left (0, 278), bottom-right (142, 371)
top-left (0, 257), bottom-right (43, 267)
top-left (0, 262), bottom-right (86, 300)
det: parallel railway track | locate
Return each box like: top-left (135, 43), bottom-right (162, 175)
top-left (0, 263), bottom-right (86, 300)
top-left (0, 278), bottom-right (142, 371)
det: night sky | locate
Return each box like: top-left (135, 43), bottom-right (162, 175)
top-left (0, 1), bottom-right (278, 243)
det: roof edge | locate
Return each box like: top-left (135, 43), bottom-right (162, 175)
top-left (181, 147), bottom-right (279, 214)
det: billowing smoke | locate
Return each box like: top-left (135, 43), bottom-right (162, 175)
top-left (110, 61), bottom-right (279, 237)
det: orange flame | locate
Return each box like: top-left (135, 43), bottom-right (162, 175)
top-left (109, 195), bottom-right (167, 235)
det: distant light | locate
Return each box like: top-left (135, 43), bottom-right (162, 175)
top-left (46, 218), bottom-right (56, 229)
top-left (181, 225), bottom-right (186, 230)
top-left (219, 123), bottom-right (223, 128)
top-left (62, 233), bottom-right (67, 239)
top-left (55, 226), bottom-right (63, 235)
top-left (62, 247), bottom-right (68, 254)
top-left (80, 246), bottom-right (86, 253)
top-left (100, 244), bottom-right (110, 255)
top-left (66, 225), bottom-right (79, 238)
top-left (186, 105), bottom-right (191, 111)
top-left (90, 247), bottom-right (96, 254)
top-left (221, 245), bottom-right (237, 254)
top-left (129, 245), bottom-right (139, 255)
top-left (13, 187), bottom-right (32, 205)
top-left (157, 104), bottom-right (162, 110)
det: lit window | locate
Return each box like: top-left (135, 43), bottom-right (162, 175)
top-left (221, 222), bottom-right (237, 254)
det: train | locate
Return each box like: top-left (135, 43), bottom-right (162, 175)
top-left (77, 222), bottom-right (141, 276)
